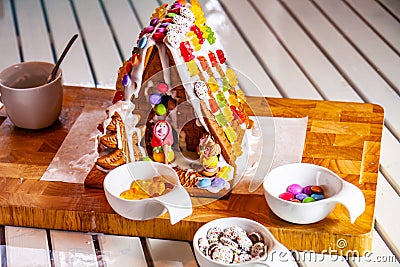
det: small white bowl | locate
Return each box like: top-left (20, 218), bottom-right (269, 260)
top-left (193, 217), bottom-right (295, 267)
top-left (104, 161), bottom-right (192, 225)
top-left (263, 163), bottom-right (365, 224)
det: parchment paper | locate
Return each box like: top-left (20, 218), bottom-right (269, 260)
top-left (41, 110), bottom-right (308, 193)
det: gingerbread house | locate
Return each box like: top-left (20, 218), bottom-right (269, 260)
top-left (85, 0), bottom-right (253, 193)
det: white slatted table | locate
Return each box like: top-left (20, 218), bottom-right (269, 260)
top-left (0, 0), bottom-right (399, 266)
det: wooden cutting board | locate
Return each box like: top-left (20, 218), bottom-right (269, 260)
top-left (0, 86), bottom-right (383, 254)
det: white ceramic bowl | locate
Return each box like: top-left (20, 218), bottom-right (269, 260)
top-left (263, 163), bottom-right (365, 224)
top-left (104, 161), bottom-right (192, 225)
top-left (193, 217), bottom-right (295, 267)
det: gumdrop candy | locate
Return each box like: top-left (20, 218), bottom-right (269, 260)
top-left (215, 112), bottom-right (228, 127)
top-left (186, 60), bottom-right (199, 77)
top-left (197, 56), bottom-right (209, 71)
top-left (224, 126), bottom-right (237, 142)
top-left (226, 68), bottom-right (238, 87)
top-left (208, 98), bottom-right (219, 114)
top-left (216, 92), bottom-right (227, 108)
top-left (180, 41), bottom-right (195, 62)
top-left (216, 49), bottom-right (226, 64)
top-left (223, 106), bottom-right (234, 122)
top-left (222, 77), bottom-right (229, 91)
top-left (208, 77), bottom-right (219, 93)
top-left (208, 51), bottom-right (218, 67)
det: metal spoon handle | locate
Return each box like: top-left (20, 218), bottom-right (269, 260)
top-left (47, 34), bottom-right (79, 83)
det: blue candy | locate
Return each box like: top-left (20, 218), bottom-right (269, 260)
top-left (311, 193), bottom-right (324, 201)
top-left (138, 36), bottom-right (148, 49)
top-left (198, 178), bottom-right (211, 188)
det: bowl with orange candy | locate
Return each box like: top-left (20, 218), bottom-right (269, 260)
top-left (104, 161), bottom-right (192, 224)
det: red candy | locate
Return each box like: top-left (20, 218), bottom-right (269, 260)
top-left (180, 41), bottom-right (195, 62)
top-left (230, 106), bottom-right (246, 124)
top-left (190, 25), bottom-right (205, 44)
top-left (209, 98), bottom-right (219, 113)
top-left (125, 62), bottom-right (132, 74)
top-left (279, 192), bottom-right (294, 201)
top-left (208, 51), bottom-right (218, 67)
top-left (152, 32), bottom-right (165, 42)
top-left (216, 49), bottom-right (226, 64)
top-left (197, 56), bottom-right (209, 71)
top-left (112, 91), bottom-right (124, 104)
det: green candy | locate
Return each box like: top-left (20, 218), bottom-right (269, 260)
top-left (154, 103), bottom-right (167, 115)
top-left (302, 197), bottom-right (316, 203)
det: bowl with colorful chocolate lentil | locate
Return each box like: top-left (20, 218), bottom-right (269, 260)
top-left (263, 163), bottom-right (365, 224)
top-left (193, 217), bottom-right (294, 266)
top-left (104, 161), bottom-right (192, 224)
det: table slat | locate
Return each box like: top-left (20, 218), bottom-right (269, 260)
top-left (14, 0), bottom-right (53, 62)
top-left (346, 0), bottom-right (400, 53)
top-left (378, 0), bottom-right (400, 20)
top-left (101, 0), bottom-right (142, 60)
top-left (252, 0), bottom-right (359, 102)
top-left (130, 0), bottom-right (160, 28)
top-left (146, 238), bottom-right (198, 267)
top-left (5, 226), bottom-right (51, 267)
top-left (71, 0), bottom-right (122, 88)
top-left (97, 235), bottom-right (147, 267)
top-left (50, 230), bottom-right (98, 267)
top-left (221, 0), bottom-right (322, 100)
top-left (0, 0), bottom-right (20, 70)
top-left (43, 0), bottom-right (95, 87)
top-left (281, 0), bottom-right (400, 140)
top-left (315, 0), bottom-right (400, 94)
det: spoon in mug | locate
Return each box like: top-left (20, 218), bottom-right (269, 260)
top-left (47, 34), bottom-right (79, 83)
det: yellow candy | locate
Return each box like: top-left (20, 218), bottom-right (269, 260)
top-left (151, 4), bottom-right (167, 19)
top-left (226, 68), bottom-right (238, 87)
top-left (208, 77), bottom-right (219, 93)
top-left (217, 166), bottom-right (232, 180)
top-left (233, 142), bottom-right (243, 157)
top-left (228, 93), bottom-right (239, 107)
top-left (236, 88), bottom-right (247, 103)
top-left (223, 106), bottom-right (234, 122)
top-left (224, 126), bottom-right (237, 142)
top-left (186, 60), bottom-right (199, 77)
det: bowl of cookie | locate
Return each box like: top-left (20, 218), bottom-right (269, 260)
top-left (104, 161), bottom-right (192, 225)
top-left (193, 217), bottom-right (294, 266)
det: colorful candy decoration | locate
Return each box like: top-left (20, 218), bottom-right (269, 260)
top-left (112, 91), bottom-right (124, 104)
top-left (194, 81), bottom-right (209, 99)
top-left (149, 94), bottom-right (162, 105)
top-left (198, 134), bottom-right (221, 176)
top-left (197, 56), bottom-right (209, 71)
top-left (190, 24), bottom-right (204, 44)
top-left (151, 3), bottom-right (168, 19)
top-left (154, 104), bottom-right (167, 115)
top-left (208, 77), bottom-right (219, 93)
top-left (190, 0), bottom-right (206, 25)
top-left (205, 25), bottom-right (216, 44)
top-left (224, 126), bottom-right (237, 142)
top-left (209, 98), bottom-right (219, 113)
top-left (208, 51), bottom-right (218, 67)
top-left (226, 68), bottom-right (239, 87)
top-left (216, 49), bottom-right (226, 64)
top-left (138, 36), bottom-right (148, 49)
top-left (157, 82), bottom-right (169, 93)
top-left (179, 41), bottom-right (195, 62)
top-left (279, 184), bottom-right (325, 203)
top-left (186, 60), bottom-right (199, 76)
top-left (151, 120), bottom-right (175, 164)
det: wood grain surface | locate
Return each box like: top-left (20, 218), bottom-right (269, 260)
top-left (0, 86), bottom-right (384, 254)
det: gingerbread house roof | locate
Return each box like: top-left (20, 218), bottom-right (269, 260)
top-left (113, 0), bottom-right (253, 166)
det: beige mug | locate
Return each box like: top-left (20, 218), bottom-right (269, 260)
top-left (0, 61), bottom-right (63, 129)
